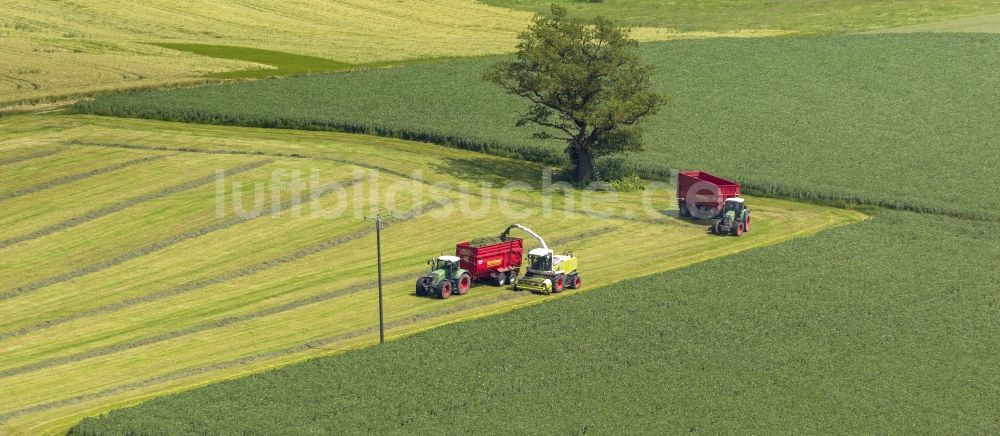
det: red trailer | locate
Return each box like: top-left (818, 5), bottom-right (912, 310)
top-left (677, 171), bottom-right (741, 219)
top-left (456, 238), bottom-right (523, 286)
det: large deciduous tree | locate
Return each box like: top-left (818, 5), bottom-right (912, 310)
top-left (486, 5), bottom-right (662, 182)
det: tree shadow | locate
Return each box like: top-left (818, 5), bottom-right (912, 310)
top-left (430, 156), bottom-right (549, 189)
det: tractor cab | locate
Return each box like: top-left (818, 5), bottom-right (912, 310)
top-left (430, 255), bottom-right (460, 275)
top-left (723, 197), bottom-right (745, 216)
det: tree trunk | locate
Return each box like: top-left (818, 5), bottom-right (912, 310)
top-left (574, 142), bottom-right (593, 181)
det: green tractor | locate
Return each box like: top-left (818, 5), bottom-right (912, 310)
top-left (513, 247), bottom-right (581, 295)
top-left (711, 197), bottom-right (751, 236)
top-left (415, 255), bottom-right (472, 299)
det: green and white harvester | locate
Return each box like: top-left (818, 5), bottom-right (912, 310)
top-left (506, 225), bottom-right (581, 295)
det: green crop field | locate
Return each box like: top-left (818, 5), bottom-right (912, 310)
top-left (70, 210), bottom-right (1000, 434)
top-left (483, 0), bottom-right (1000, 33)
top-left (76, 33), bottom-right (1000, 221)
top-left (0, 115), bottom-right (861, 434)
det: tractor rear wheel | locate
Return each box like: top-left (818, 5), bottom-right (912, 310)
top-left (744, 213), bottom-right (751, 232)
top-left (415, 279), bottom-right (428, 297)
top-left (495, 272), bottom-right (507, 286)
top-left (553, 274), bottom-right (565, 293)
top-left (437, 281), bottom-right (452, 299)
top-left (457, 273), bottom-right (471, 295)
top-left (568, 274), bottom-right (581, 289)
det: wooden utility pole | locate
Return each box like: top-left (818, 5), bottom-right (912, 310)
top-left (375, 214), bottom-right (385, 344)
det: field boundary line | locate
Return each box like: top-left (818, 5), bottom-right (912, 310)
top-left (0, 149), bottom-right (61, 167)
top-left (0, 177), bottom-right (364, 307)
top-left (0, 159), bottom-right (272, 253)
top-left (0, 201), bottom-right (447, 341)
top-left (0, 155), bottom-right (168, 202)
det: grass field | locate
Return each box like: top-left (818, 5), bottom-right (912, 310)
top-left (2, 0), bottom-right (766, 107)
top-left (872, 13), bottom-right (1000, 33)
top-left (70, 210), bottom-right (1000, 434)
top-left (6, 0), bottom-right (993, 107)
top-left (77, 33), bottom-right (1000, 220)
top-left (0, 0), bottom-right (531, 106)
top-left (483, 0), bottom-right (1000, 33)
top-left (0, 115), bottom-right (862, 434)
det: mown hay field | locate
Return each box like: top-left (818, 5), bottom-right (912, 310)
top-left (0, 115), bottom-right (862, 434)
top-left (77, 33), bottom-right (1000, 220)
top-left (1, 0), bottom-right (773, 107)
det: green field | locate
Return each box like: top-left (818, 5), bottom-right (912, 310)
top-left (6, 2), bottom-right (1000, 433)
top-left (5, 0), bottom-right (993, 107)
top-left (0, 0), bottom-right (711, 107)
top-left (70, 210), bottom-right (1000, 434)
top-left (0, 115), bottom-right (860, 434)
top-left (0, 0), bottom-right (536, 106)
top-left (874, 13), bottom-right (1000, 33)
top-left (76, 33), bottom-right (1000, 220)
top-left (483, 0), bottom-right (1000, 33)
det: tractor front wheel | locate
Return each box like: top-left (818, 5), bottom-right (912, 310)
top-left (713, 222), bottom-right (725, 236)
top-left (734, 222), bottom-right (745, 236)
top-left (437, 281), bottom-right (452, 299)
top-left (553, 274), bottom-right (565, 293)
top-left (744, 213), bottom-right (751, 232)
top-left (457, 273), bottom-right (471, 295)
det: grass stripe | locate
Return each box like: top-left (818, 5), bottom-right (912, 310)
top-left (0, 287), bottom-right (528, 424)
top-left (67, 139), bottom-right (416, 180)
top-left (0, 149), bottom-right (61, 167)
top-left (0, 155), bottom-right (167, 202)
top-left (0, 201), bottom-right (445, 341)
top-left (0, 177), bottom-right (363, 304)
top-left (0, 159), bottom-right (272, 253)
top-left (0, 273), bottom-right (414, 379)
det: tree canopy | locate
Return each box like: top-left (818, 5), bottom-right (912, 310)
top-left (486, 5), bottom-right (663, 181)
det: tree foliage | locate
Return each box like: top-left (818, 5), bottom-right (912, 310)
top-left (485, 5), bottom-right (662, 181)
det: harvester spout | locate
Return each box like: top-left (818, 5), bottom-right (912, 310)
top-left (500, 224), bottom-right (548, 250)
